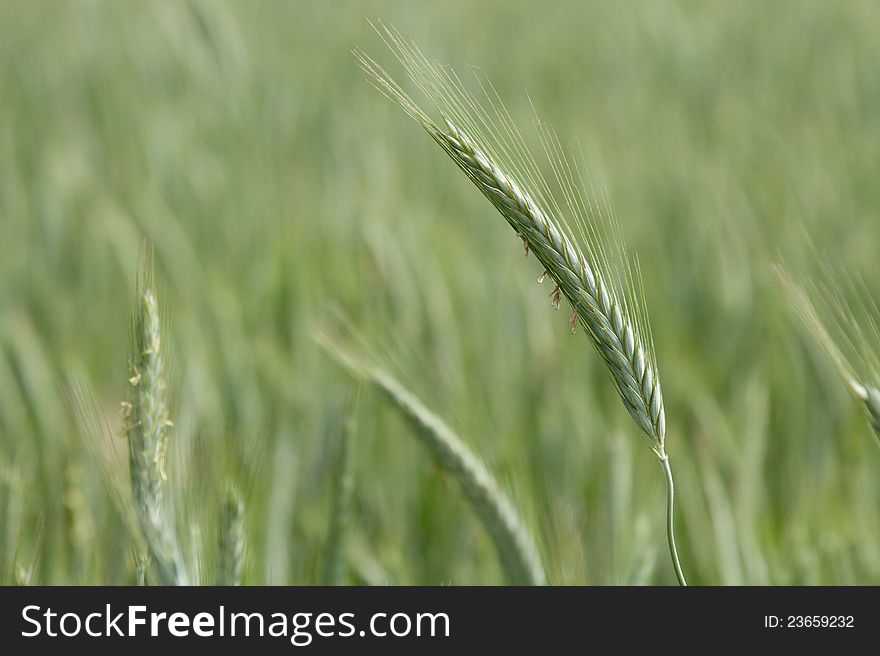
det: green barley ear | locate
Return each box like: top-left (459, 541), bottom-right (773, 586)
top-left (217, 485), bottom-right (245, 586)
top-left (355, 23), bottom-right (686, 584)
top-left (777, 263), bottom-right (880, 445)
top-left (126, 258), bottom-right (188, 585)
top-left (316, 321), bottom-right (546, 586)
top-left (62, 462), bottom-right (94, 582)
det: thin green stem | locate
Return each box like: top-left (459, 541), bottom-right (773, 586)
top-left (660, 454), bottom-right (687, 586)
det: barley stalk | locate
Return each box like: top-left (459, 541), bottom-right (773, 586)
top-left (126, 274), bottom-right (188, 585)
top-left (355, 24), bottom-right (686, 584)
top-left (316, 327), bottom-right (546, 586)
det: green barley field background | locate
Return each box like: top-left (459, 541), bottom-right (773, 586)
top-left (2, 0), bottom-right (880, 585)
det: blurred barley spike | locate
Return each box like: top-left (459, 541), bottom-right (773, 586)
top-left (218, 486), bottom-right (245, 586)
top-left (316, 321), bottom-right (546, 586)
top-left (355, 23), bottom-right (686, 584)
top-left (777, 263), bottom-right (880, 443)
top-left (126, 260), bottom-right (188, 585)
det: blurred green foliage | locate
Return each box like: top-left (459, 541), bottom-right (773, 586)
top-left (1, 0), bottom-right (879, 584)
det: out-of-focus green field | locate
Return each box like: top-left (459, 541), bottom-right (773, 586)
top-left (1, 0), bottom-right (879, 585)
